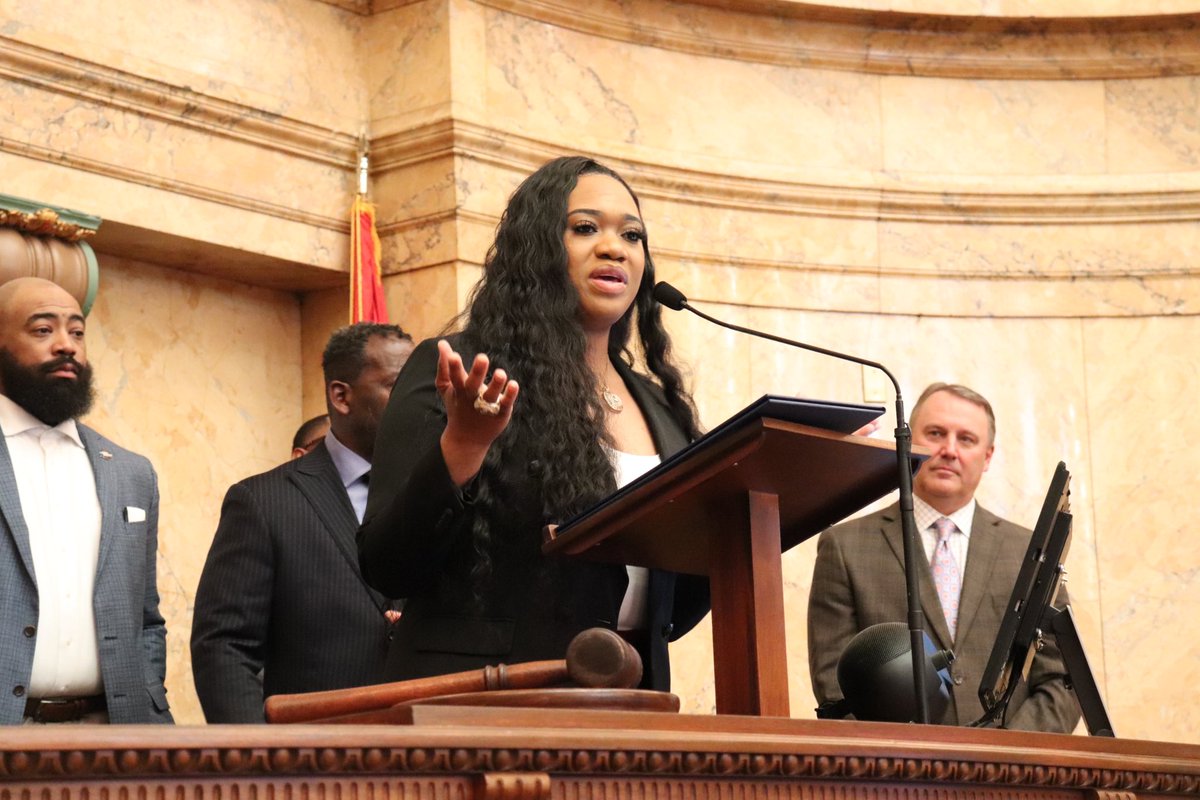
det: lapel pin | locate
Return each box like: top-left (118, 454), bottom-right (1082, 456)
top-left (99, 450), bottom-right (113, 460)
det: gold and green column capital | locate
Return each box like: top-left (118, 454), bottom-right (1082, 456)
top-left (0, 194), bottom-right (101, 315)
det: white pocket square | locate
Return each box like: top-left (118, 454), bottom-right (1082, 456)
top-left (124, 506), bottom-right (146, 523)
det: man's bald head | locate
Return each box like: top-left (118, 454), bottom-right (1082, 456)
top-left (0, 277), bottom-right (82, 333)
top-left (0, 277), bottom-right (94, 425)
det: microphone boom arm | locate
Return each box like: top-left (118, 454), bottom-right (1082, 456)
top-left (678, 303), bottom-right (902, 395)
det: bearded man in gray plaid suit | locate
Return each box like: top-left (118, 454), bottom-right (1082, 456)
top-left (0, 277), bottom-right (171, 725)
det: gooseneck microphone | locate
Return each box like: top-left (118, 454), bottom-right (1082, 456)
top-left (653, 282), bottom-right (899, 387)
top-left (653, 281), bottom-right (933, 723)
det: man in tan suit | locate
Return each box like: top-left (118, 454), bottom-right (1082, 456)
top-left (807, 383), bottom-right (1081, 732)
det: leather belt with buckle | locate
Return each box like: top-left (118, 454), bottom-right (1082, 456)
top-left (24, 694), bottom-right (108, 723)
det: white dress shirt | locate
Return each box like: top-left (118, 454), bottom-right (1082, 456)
top-left (914, 494), bottom-right (975, 576)
top-left (611, 449), bottom-right (661, 631)
top-left (0, 394), bottom-right (103, 697)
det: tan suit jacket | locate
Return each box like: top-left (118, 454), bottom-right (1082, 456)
top-left (807, 502), bottom-right (1080, 732)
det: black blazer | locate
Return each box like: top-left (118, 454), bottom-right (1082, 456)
top-left (191, 441), bottom-right (395, 723)
top-left (359, 336), bottom-right (709, 690)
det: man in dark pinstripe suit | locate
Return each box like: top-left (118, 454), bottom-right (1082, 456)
top-left (191, 323), bottom-right (413, 723)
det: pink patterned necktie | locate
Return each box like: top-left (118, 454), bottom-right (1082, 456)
top-left (930, 517), bottom-right (962, 639)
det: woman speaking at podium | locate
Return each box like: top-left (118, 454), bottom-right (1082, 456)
top-left (359, 156), bottom-right (710, 690)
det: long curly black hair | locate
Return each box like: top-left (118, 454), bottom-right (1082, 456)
top-left (456, 155), bottom-right (700, 589)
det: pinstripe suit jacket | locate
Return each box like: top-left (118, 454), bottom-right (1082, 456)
top-left (807, 502), bottom-right (1080, 732)
top-left (191, 440), bottom-right (395, 723)
top-left (0, 422), bottom-right (171, 725)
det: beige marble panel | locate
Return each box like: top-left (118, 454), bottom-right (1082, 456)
top-left (456, 214), bottom-right (501, 270)
top-left (374, 154), bottom-right (459, 279)
top-left (375, 156), bottom-right (459, 239)
top-left (475, 0), bottom-right (1200, 84)
top-left (441, 121), bottom-right (1200, 233)
top-left (657, 256), bottom-right (882, 317)
top-left (1106, 76), bottom-right (1200, 174)
top-left (0, 0), bottom-right (365, 128)
top-left (383, 263), bottom-right (472, 342)
top-left (1083, 316), bottom-right (1200, 742)
top-left (448, 0), bottom-right (490, 120)
top-left (0, 151), bottom-right (348, 276)
top-left (481, 9), bottom-right (883, 174)
top-left (0, 79), bottom-right (353, 225)
top-left (756, 0), bottom-right (1200, 22)
top-left (880, 272), bottom-right (1200, 319)
top-left (85, 254), bottom-right (302, 725)
top-left (883, 0), bottom-right (1200, 15)
top-left (641, 193), bottom-right (880, 273)
top-left (879, 219), bottom-right (1200, 316)
top-left (456, 262), bottom-right (486, 315)
top-left (453, 154), bottom-right (530, 221)
top-left (364, 0), bottom-right (454, 134)
top-left (380, 217), bottom-right (459, 276)
top-left (881, 76), bottom-right (1107, 176)
top-left (658, 296), bottom-right (754, 429)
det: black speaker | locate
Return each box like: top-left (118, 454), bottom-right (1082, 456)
top-left (836, 622), bottom-right (955, 723)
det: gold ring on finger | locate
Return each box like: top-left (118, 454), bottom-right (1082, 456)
top-left (473, 391), bottom-right (502, 416)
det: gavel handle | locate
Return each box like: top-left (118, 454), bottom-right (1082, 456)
top-left (265, 627), bottom-right (642, 724)
top-left (265, 660), bottom-right (568, 723)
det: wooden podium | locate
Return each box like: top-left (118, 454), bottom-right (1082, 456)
top-left (545, 416), bottom-right (922, 717)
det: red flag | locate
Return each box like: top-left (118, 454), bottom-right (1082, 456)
top-left (350, 194), bottom-right (388, 323)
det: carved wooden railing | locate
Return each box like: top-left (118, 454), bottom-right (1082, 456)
top-left (3, 709), bottom-right (1199, 800)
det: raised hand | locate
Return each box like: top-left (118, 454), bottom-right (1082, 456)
top-left (435, 339), bottom-right (520, 486)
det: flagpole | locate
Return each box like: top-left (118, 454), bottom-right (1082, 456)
top-left (351, 135), bottom-right (368, 322)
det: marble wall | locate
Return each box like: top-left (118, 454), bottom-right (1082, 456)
top-left (83, 255), bottom-right (302, 726)
top-left (4, 0), bottom-right (1200, 742)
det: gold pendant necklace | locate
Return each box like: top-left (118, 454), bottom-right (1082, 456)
top-left (600, 385), bottom-right (624, 413)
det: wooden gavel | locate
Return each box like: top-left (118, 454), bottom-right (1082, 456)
top-left (264, 627), bottom-right (643, 723)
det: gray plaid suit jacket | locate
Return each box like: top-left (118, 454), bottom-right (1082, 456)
top-left (807, 502), bottom-right (1080, 732)
top-left (0, 422), bottom-right (172, 725)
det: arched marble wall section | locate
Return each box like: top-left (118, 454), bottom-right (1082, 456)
top-left (4, 0), bottom-right (1200, 739)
